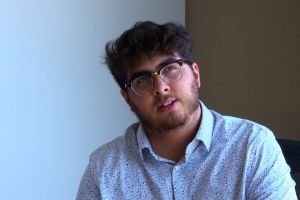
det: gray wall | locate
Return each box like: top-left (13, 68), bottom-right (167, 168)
top-left (0, 0), bottom-right (184, 199)
top-left (186, 0), bottom-right (300, 141)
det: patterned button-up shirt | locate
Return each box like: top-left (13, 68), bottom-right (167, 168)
top-left (76, 102), bottom-right (297, 200)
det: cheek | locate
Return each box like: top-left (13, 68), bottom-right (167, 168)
top-left (174, 75), bottom-right (194, 90)
top-left (130, 96), bottom-right (153, 110)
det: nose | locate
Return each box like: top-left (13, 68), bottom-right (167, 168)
top-left (151, 75), bottom-right (170, 96)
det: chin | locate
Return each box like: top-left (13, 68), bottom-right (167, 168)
top-left (156, 111), bottom-right (187, 130)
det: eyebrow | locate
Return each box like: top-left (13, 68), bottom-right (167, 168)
top-left (128, 57), bottom-right (180, 82)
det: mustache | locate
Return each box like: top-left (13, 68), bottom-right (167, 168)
top-left (154, 94), bottom-right (178, 103)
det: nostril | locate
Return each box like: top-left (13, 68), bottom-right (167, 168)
top-left (152, 78), bottom-right (170, 96)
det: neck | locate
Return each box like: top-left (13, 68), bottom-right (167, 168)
top-left (144, 106), bottom-right (202, 162)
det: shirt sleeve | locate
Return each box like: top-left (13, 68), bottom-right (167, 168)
top-left (76, 163), bottom-right (101, 200)
top-left (247, 128), bottom-right (297, 200)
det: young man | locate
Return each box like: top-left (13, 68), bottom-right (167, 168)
top-left (76, 21), bottom-right (297, 199)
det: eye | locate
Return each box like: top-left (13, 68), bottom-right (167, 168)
top-left (162, 63), bottom-right (180, 76)
top-left (133, 75), bottom-right (151, 85)
top-left (165, 65), bottom-right (177, 71)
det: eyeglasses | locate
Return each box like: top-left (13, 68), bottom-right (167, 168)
top-left (124, 59), bottom-right (191, 96)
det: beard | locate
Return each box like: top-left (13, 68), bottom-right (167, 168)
top-left (129, 79), bottom-right (200, 134)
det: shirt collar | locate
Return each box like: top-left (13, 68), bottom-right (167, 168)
top-left (136, 124), bottom-right (152, 154)
top-left (137, 124), bottom-right (173, 162)
top-left (195, 101), bottom-right (214, 151)
top-left (136, 101), bottom-right (214, 159)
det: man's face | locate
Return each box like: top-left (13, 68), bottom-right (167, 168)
top-left (121, 54), bottom-right (201, 134)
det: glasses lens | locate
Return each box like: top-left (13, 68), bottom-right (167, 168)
top-left (161, 62), bottom-right (182, 82)
top-left (131, 75), bottom-right (153, 96)
top-left (129, 60), bottom-right (184, 96)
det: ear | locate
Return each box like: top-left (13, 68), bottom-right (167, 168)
top-left (120, 89), bottom-right (129, 105)
top-left (121, 89), bottom-right (135, 112)
top-left (192, 62), bottom-right (201, 88)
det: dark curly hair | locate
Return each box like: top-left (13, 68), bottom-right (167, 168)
top-left (105, 21), bottom-right (193, 90)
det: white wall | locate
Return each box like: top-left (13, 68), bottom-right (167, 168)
top-left (0, 0), bottom-right (184, 199)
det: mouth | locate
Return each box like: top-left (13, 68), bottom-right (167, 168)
top-left (157, 99), bottom-right (177, 112)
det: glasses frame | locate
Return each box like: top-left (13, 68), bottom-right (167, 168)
top-left (124, 58), bottom-right (192, 96)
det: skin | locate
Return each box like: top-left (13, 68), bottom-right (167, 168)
top-left (121, 53), bottom-right (202, 162)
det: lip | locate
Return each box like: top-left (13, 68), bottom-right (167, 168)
top-left (157, 99), bottom-right (177, 112)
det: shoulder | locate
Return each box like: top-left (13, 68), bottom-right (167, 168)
top-left (208, 109), bottom-right (278, 158)
top-left (211, 109), bottom-right (274, 142)
top-left (88, 123), bottom-right (140, 168)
